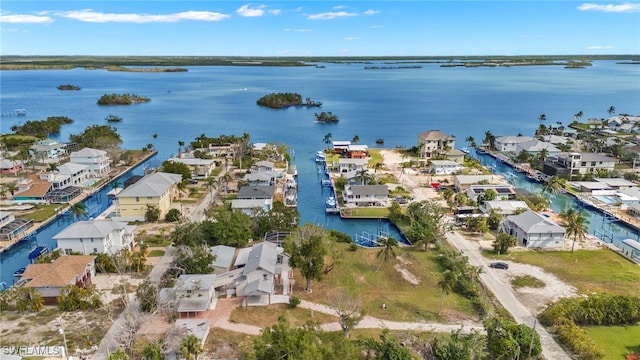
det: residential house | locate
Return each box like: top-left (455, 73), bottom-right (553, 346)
top-left (166, 156), bottom-right (216, 179)
top-left (430, 160), bottom-right (463, 175)
top-left (0, 159), bottom-right (23, 174)
top-left (69, 148), bottom-right (110, 176)
top-left (13, 176), bottom-right (51, 202)
top-left (231, 198), bottom-right (273, 215)
top-left (173, 274), bottom-right (218, 318)
top-left (543, 152), bottom-right (616, 179)
top-left (494, 136), bottom-right (535, 153)
top-left (237, 186), bottom-right (275, 200)
top-left (0, 211), bottom-right (33, 242)
top-left (210, 245), bottom-right (237, 273)
top-left (252, 161), bottom-right (275, 173)
top-left (53, 219), bottom-right (136, 255)
top-left (466, 184), bottom-right (517, 202)
top-left (206, 143), bottom-right (237, 158)
top-left (235, 242), bottom-right (288, 305)
top-left (442, 149), bottom-right (466, 164)
top-left (453, 175), bottom-right (500, 192)
top-left (338, 158), bottom-right (368, 173)
top-left (115, 172), bottom-right (182, 220)
top-left (40, 162), bottom-right (90, 190)
top-left (29, 139), bottom-right (67, 161)
top-left (343, 185), bottom-right (389, 206)
top-left (417, 130), bottom-right (455, 159)
top-left (20, 255), bottom-right (96, 305)
top-left (479, 200), bottom-right (529, 215)
top-left (501, 210), bottom-right (565, 249)
top-left (332, 140), bottom-right (351, 154)
top-left (594, 178), bottom-right (637, 190)
top-left (243, 171), bottom-right (277, 186)
top-left (514, 139), bottom-right (561, 157)
top-left (347, 144), bottom-right (368, 159)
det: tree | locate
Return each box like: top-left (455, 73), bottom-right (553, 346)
top-left (465, 136), bottom-right (476, 148)
top-left (560, 208), bottom-right (589, 252)
top-left (180, 334), bottom-right (203, 360)
top-left (285, 224), bottom-right (328, 292)
top-left (608, 106), bottom-right (615, 116)
top-left (165, 208), bottom-right (181, 222)
top-left (358, 328), bottom-right (413, 360)
top-left (70, 202), bottom-right (88, 221)
top-left (203, 176), bottom-right (218, 202)
top-left (152, 133), bottom-right (158, 146)
top-left (141, 340), bottom-right (163, 360)
top-left (542, 175), bottom-right (566, 194)
top-left (331, 292), bottom-right (363, 338)
top-left (200, 207), bottom-right (253, 247)
top-left (136, 279), bottom-right (158, 313)
top-left (485, 317), bottom-right (541, 360)
top-left (323, 132), bottom-right (333, 149)
top-left (432, 328), bottom-right (486, 360)
top-left (145, 204), bottom-right (160, 222)
top-left (173, 245), bottom-right (215, 274)
top-left (375, 236), bottom-right (398, 272)
top-left (2, 182), bottom-right (18, 197)
top-left (47, 163), bottom-right (58, 172)
top-left (493, 233), bottom-right (517, 254)
top-left (57, 284), bottom-right (102, 311)
top-left (573, 111), bottom-right (583, 123)
top-left (178, 140), bottom-right (185, 156)
top-left (438, 270), bottom-right (458, 315)
top-left (373, 162), bottom-right (383, 174)
top-left (355, 168), bottom-right (370, 185)
top-left (109, 348), bottom-right (130, 360)
top-left (351, 134), bottom-right (360, 144)
top-left (538, 113), bottom-right (547, 126)
top-left (160, 160), bottom-right (191, 182)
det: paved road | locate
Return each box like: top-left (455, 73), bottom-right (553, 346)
top-left (445, 230), bottom-right (571, 360)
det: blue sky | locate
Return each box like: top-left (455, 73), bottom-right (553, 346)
top-left (1, 1), bottom-right (639, 56)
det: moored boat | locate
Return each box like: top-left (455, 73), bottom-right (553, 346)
top-left (315, 150), bottom-right (326, 162)
top-left (326, 196), bottom-right (336, 208)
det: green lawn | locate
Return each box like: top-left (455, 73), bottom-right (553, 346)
top-left (342, 207), bottom-right (389, 218)
top-left (488, 250), bottom-right (640, 296)
top-left (147, 249), bottom-right (165, 257)
top-left (17, 204), bottom-right (63, 222)
top-left (293, 244), bottom-right (477, 323)
top-left (584, 325), bottom-right (640, 360)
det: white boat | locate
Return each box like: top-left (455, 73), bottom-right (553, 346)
top-left (326, 196), bottom-right (336, 207)
top-left (315, 151), bottom-right (326, 162)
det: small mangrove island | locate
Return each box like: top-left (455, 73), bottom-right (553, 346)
top-left (105, 114), bottom-right (123, 123)
top-left (315, 111), bottom-right (340, 123)
top-left (57, 84), bottom-right (81, 90)
top-left (256, 92), bottom-right (322, 109)
top-left (97, 93), bottom-right (151, 105)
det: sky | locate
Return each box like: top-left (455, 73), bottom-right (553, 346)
top-left (1, 1), bottom-right (639, 56)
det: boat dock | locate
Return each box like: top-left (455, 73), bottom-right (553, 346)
top-left (316, 150), bottom-right (339, 213)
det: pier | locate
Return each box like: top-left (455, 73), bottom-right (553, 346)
top-left (316, 151), bottom-right (339, 214)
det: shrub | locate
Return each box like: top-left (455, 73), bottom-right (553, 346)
top-left (348, 243), bottom-right (358, 251)
top-left (289, 296), bottom-right (301, 309)
top-left (165, 208), bottom-right (181, 222)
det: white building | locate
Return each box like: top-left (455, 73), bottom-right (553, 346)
top-left (494, 136), bottom-right (535, 152)
top-left (53, 219), bottom-right (136, 255)
top-left (501, 210), bottom-right (565, 249)
top-left (70, 148), bottom-right (111, 176)
top-left (430, 160), bottom-right (463, 175)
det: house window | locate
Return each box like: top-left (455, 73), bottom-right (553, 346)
top-left (65, 249), bottom-right (72, 255)
top-left (187, 290), bottom-right (192, 294)
top-left (263, 274), bottom-right (268, 281)
top-left (135, 197), bottom-right (140, 202)
top-left (93, 248), bottom-right (98, 253)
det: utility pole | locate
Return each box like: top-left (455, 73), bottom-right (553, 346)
top-left (528, 318), bottom-right (537, 359)
top-left (58, 317), bottom-right (69, 360)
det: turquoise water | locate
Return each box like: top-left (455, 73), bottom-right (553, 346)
top-left (82, 179), bottom-right (98, 187)
top-left (1, 60), bottom-right (640, 283)
top-left (594, 195), bottom-right (617, 205)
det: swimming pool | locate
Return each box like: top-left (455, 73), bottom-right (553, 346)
top-left (594, 195), bottom-right (618, 205)
top-left (83, 179), bottom-right (98, 187)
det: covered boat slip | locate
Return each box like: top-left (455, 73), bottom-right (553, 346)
top-left (621, 239), bottom-right (640, 263)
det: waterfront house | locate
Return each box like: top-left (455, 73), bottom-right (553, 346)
top-left (466, 184), bottom-right (517, 202)
top-left (417, 130), bottom-right (456, 159)
top-left (594, 177), bottom-right (637, 190)
top-left (234, 241), bottom-right (289, 305)
top-left (514, 139), bottom-right (561, 157)
top-left (115, 172), bottom-right (182, 220)
top-left (237, 186), bottom-right (275, 200)
top-left (53, 219), bottom-right (136, 255)
top-left (479, 200), bottom-right (529, 215)
top-left (69, 148), bottom-right (110, 176)
top-left (243, 171), bottom-right (277, 186)
top-left (13, 176), bottom-right (51, 202)
top-left (501, 210), bottom-right (565, 249)
top-left (20, 255), bottom-right (96, 305)
top-left (569, 181), bottom-right (613, 194)
top-left (252, 161), bottom-right (275, 173)
top-left (210, 245), bottom-right (237, 273)
top-left (0, 159), bottom-right (23, 174)
top-left (442, 149), bottom-right (466, 164)
top-left (29, 139), bottom-right (68, 162)
top-left (343, 185), bottom-right (389, 206)
top-left (0, 211), bottom-right (33, 242)
top-left (231, 198), bottom-right (273, 215)
top-left (543, 152), bottom-right (616, 179)
top-left (347, 144), bottom-right (368, 159)
top-left (453, 175), bottom-right (500, 192)
top-left (40, 162), bottom-right (90, 190)
top-left (430, 160), bottom-right (463, 175)
top-left (332, 140), bottom-right (351, 154)
top-left (494, 136), bottom-right (535, 153)
top-left (338, 158), bottom-right (368, 173)
top-left (166, 156), bottom-right (216, 179)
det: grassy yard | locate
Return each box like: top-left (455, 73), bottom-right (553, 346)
top-left (147, 249), bottom-right (165, 257)
top-left (584, 325), bottom-right (640, 360)
top-left (368, 149), bottom-right (383, 166)
top-left (292, 244), bottom-right (477, 323)
top-left (342, 207), bottom-right (389, 218)
top-left (229, 303), bottom-right (338, 328)
top-left (488, 249), bottom-right (640, 296)
top-left (16, 204), bottom-right (64, 222)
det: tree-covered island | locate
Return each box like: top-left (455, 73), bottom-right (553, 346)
top-left (256, 92), bottom-right (322, 109)
top-left (97, 93), bottom-right (151, 105)
top-left (315, 111), bottom-right (340, 123)
top-left (57, 84), bottom-right (81, 90)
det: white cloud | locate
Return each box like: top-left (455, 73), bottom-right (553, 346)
top-left (236, 4), bottom-right (266, 17)
top-left (283, 28), bottom-right (311, 32)
top-left (269, 9), bottom-right (281, 15)
top-left (308, 11), bottom-right (359, 20)
top-left (587, 45), bottom-right (616, 49)
top-left (61, 9), bottom-right (230, 23)
top-left (332, 5), bottom-right (347, 10)
top-left (0, 13), bottom-right (53, 24)
top-left (578, 2), bottom-right (640, 13)
top-left (363, 9), bottom-right (380, 16)
top-left (345, 36), bottom-right (361, 41)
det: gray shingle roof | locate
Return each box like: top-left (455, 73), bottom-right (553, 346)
top-left (243, 242), bottom-right (277, 275)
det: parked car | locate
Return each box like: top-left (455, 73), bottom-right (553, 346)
top-left (188, 179), bottom-right (198, 184)
top-left (489, 262), bottom-right (509, 269)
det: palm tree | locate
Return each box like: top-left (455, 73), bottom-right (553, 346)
top-left (70, 202), bottom-right (88, 221)
top-left (178, 140), bottom-right (185, 156)
top-left (464, 136), bottom-right (476, 148)
top-left (608, 106), bottom-right (616, 116)
top-left (323, 133), bottom-right (333, 149)
top-left (542, 175), bottom-right (565, 194)
top-left (203, 176), bottom-right (218, 202)
top-left (142, 339), bottom-right (162, 360)
top-left (538, 113), bottom-right (547, 126)
top-left (559, 208), bottom-right (589, 253)
top-left (375, 236), bottom-right (398, 272)
top-left (176, 181), bottom-right (187, 199)
top-left (352, 135), bottom-right (360, 144)
top-left (373, 162), bottom-right (383, 174)
top-left (2, 182), bottom-right (18, 197)
top-left (152, 133), bottom-right (158, 147)
top-left (438, 270), bottom-right (458, 315)
top-left (47, 163), bottom-right (58, 172)
top-left (355, 168), bottom-right (370, 185)
top-left (573, 110), bottom-right (583, 123)
top-left (537, 148), bottom-right (549, 163)
top-left (180, 334), bottom-right (203, 360)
